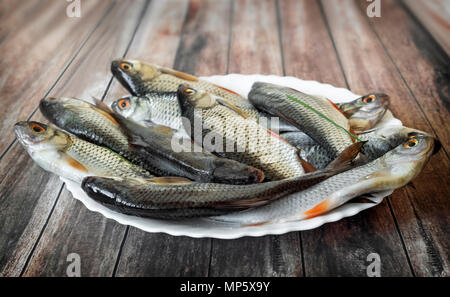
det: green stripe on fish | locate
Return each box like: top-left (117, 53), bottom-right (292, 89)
top-left (285, 94), bottom-right (362, 142)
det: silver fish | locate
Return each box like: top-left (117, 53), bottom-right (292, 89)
top-left (111, 92), bottom-right (182, 130)
top-left (213, 132), bottom-right (439, 225)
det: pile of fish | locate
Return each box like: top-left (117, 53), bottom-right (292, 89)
top-left (14, 59), bottom-right (440, 225)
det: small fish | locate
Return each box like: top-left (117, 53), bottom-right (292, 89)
top-left (281, 126), bottom-right (424, 169)
top-left (110, 59), bottom-right (260, 119)
top-left (14, 121), bottom-right (153, 183)
top-left (39, 97), bottom-right (265, 185)
top-left (337, 93), bottom-right (389, 133)
top-left (248, 82), bottom-right (355, 160)
top-left (177, 84), bottom-right (310, 180)
top-left (81, 143), bottom-right (363, 219)
top-left (213, 132), bottom-right (439, 225)
top-left (111, 93), bottom-right (182, 130)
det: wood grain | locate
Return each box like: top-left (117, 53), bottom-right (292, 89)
top-left (401, 0), bottom-right (450, 57)
top-left (321, 0), bottom-right (449, 276)
top-left (209, 0), bottom-right (303, 277)
top-left (0, 0), bottom-right (114, 277)
top-left (278, 0), bottom-right (411, 277)
top-left (0, 0), bottom-right (111, 156)
top-left (107, 0), bottom-right (218, 277)
top-left (0, 0), bottom-right (147, 277)
top-left (359, 0), bottom-right (449, 155)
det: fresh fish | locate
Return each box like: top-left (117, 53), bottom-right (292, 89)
top-left (213, 132), bottom-right (439, 225)
top-left (111, 93), bottom-right (182, 130)
top-left (14, 121), bottom-right (153, 183)
top-left (337, 93), bottom-right (389, 133)
top-left (81, 142), bottom-right (364, 219)
top-left (177, 84), bottom-right (310, 180)
top-left (281, 125), bottom-right (421, 169)
top-left (110, 59), bottom-right (260, 119)
top-left (39, 97), bottom-right (265, 185)
top-left (248, 82), bottom-right (356, 160)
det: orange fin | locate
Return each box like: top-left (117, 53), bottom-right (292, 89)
top-left (300, 158), bottom-right (317, 173)
top-left (148, 176), bottom-right (193, 185)
top-left (215, 85), bottom-right (241, 96)
top-left (93, 98), bottom-right (120, 127)
top-left (243, 221), bottom-right (270, 227)
top-left (159, 67), bottom-right (198, 82)
top-left (216, 98), bottom-right (249, 119)
top-left (66, 156), bottom-right (88, 173)
top-left (153, 125), bottom-right (174, 135)
top-left (302, 199), bottom-right (332, 220)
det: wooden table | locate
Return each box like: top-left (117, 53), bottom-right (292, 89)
top-left (0, 0), bottom-right (448, 277)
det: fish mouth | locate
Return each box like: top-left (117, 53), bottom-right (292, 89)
top-left (39, 97), bottom-right (65, 124)
top-left (14, 122), bottom-right (31, 146)
top-left (111, 59), bottom-right (138, 95)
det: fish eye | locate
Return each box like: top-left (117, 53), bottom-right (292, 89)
top-left (120, 62), bottom-right (132, 72)
top-left (184, 88), bottom-right (196, 95)
top-left (404, 138), bottom-right (419, 148)
top-left (363, 94), bottom-right (376, 104)
top-left (118, 98), bottom-right (130, 110)
top-left (30, 123), bottom-right (46, 133)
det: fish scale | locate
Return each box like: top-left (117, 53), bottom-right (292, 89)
top-left (179, 90), bottom-right (306, 180)
top-left (65, 135), bottom-right (152, 179)
top-left (249, 82), bottom-right (354, 159)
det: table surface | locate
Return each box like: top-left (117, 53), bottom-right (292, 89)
top-left (0, 0), bottom-right (448, 277)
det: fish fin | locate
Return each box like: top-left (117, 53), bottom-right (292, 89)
top-left (216, 97), bottom-right (249, 119)
top-left (325, 141), bottom-right (366, 171)
top-left (158, 67), bottom-right (198, 81)
top-left (153, 125), bottom-right (175, 135)
top-left (214, 84), bottom-right (241, 96)
top-left (348, 196), bottom-right (378, 204)
top-left (302, 199), bottom-right (332, 219)
top-left (243, 221), bottom-right (270, 227)
top-left (147, 176), bottom-right (194, 185)
top-left (65, 156), bottom-right (88, 173)
top-left (92, 98), bottom-right (121, 127)
top-left (299, 158), bottom-right (317, 173)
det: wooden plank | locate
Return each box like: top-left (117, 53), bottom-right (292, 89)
top-left (320, 0), bottom-right (449, 276)
top-left (401, 0), bottom-right (450, 57)
top-left (356, 0), bottom-right (450, 276)
top-left (209, 0), bottom-right (303, 277)
top-left (107, 0), bottom-right (217, 277)
top-left (277, 0), bottom-right (412, 277)
top-left (0, 0), bottom-right (114, 277)
top-left (360, 0), bottom-right (449, 154)
top-left (0, 0), bottom-right (111, 156)
top-left (0, 0), bottom-right (147, 277)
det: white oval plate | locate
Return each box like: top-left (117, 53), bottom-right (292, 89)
top-left (62, 74), bottom-right (403, 239)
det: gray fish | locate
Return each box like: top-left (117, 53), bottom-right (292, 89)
top-left (81, 141), bottom-right (364, 219)
top-left (248, 82), bottom-right (356, 160)
top-left (14, 121), bottom-right (153, 183)
top-left (213, 132), bottom-right (439, 225)
top-left (39, 97), bottom-right (265, 185)
top-left (111, 92), bottom-right (182, 130)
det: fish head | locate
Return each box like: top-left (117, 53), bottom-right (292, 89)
top-left (111, 59), bottom-right (160, 95)
top-left (39, 97), bottom-right (91, 127)
top-left (339, 93), bottom-right (389, 117)
top-left (177, 84), bottom-right (216, 109)
top-left (14, 121), bottom-right (70, 154)
top-left (373, 132), bottom-right (439, 184)
top-left (111, 95), bottom-right (149, 123)
top-left (346, 93), bottom-right (390, 133)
